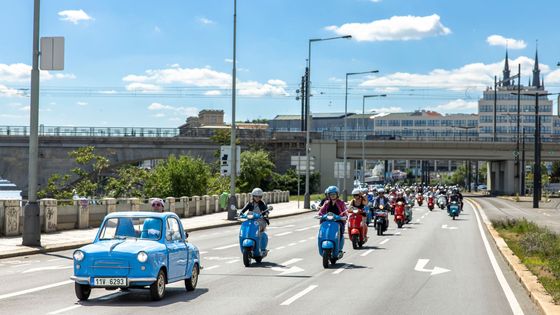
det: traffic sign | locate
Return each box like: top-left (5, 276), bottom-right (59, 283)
top-left (220, 146), bottom-right (240, 176)
top-left (334, 162), bottom-right (350, 179)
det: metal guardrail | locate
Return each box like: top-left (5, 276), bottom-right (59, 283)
top-left (0, 126), bottom-right (180, 137)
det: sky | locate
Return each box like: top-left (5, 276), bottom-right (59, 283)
top-left (1, 0), bottom-right (560, 128)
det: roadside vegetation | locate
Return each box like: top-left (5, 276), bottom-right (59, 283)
top-left (492, 218), bottom-right (560, 304)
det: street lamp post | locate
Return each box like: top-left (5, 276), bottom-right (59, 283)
top-left (361, 94), bottom-right (386, 184)
top-left (304, 35), bottom-right (351, 209)
top-left (343, 70), bottom-right (378, 201)
top-left (227, 0), bottom-right (238, 220)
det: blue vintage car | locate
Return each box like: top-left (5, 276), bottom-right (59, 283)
top-left (70, 212), bottom-right (201, 301)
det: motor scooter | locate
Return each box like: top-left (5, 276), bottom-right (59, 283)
top-left (316, 212), bottom-right (346, 268)
top-left (437, 195), bottom-right (447, 210)
top-left (394, 201), bottom-right (406, 228)
top-left (427, 195), bottom-right (435, 211)
top-left (448, 201), bottom-right (460, 220)
top-left (347, 206), bottom-right (368, 249)
top-left (238, 206), bottom-right (272, 267)
top-left (416, 193), bottom-right (424, 206)
top-left (373, 205), bottom-right (389, 236)
top-left (388, 195), bottom-right (396, 215)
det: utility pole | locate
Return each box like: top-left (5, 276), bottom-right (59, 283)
top-left (300, 75), bottom-right (305, 131)
top-left (22, 0), bottom-right (41, 246)
top-left (493, 75), bottom-right (497, 142)
top-left (227, 0), bottom-right (238, 220)
top-left (534, 92), bottom-right (541, 208)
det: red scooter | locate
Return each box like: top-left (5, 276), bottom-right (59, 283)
top-left (394, 201), bottom-right (406, 228)
top-left (416, 193), bottom-right (424, 206)
top-left (427, 195), bottom-right (435, 211)
top-left (348, 206), bottom-right (368, 249)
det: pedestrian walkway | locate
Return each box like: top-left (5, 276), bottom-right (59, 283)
top-left (0, 201), bottom-right (311, 259)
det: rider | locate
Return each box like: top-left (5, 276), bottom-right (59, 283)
top-left (372, 188), bottom-right (389, 209)
top-left (349, 188), bottom-right (366, 210)
top-left (241, 188), bottom-right (270, 232)
top-left (150, 198), bottom-right (165, 212)
top-left (318, 186), bottom-right (347, 238)
top-left (447, 188), bottom-right (462, 213)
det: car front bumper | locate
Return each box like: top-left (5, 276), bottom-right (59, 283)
top-left (70, 276), bottom-right (157, 287)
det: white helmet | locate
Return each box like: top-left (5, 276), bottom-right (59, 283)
top-left (150, 198), bottom-right (165, 207)
top-left (351, 188), bottom-right (361, 195)
top-left (251, 187), bottom-right (264, 197)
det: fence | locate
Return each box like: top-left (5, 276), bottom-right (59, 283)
top-left (0, 191), bottom-right (290, 236)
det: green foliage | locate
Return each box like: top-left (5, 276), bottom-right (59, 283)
top-left (38, 173), bottom-right (73, 199)
top-left (238, 150), bottom-right (276, 191)
top-left (207, 174), bottom-right (231, 195)
top-left (105, 166), bottom-right (149, 198)
top-left (271, 169), bottom-right (299, 194)
top-left (145, 155), bottom-right (210, 197)
top-left (210, 128), bottom-right (240, 146)
top-left (551, 161), bottom-right (560, 182)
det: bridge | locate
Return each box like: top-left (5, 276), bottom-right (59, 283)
top-left (1, 125), bottom-right (559, 196)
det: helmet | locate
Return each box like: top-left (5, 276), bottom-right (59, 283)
top-left (351, 188), bottom-right (361, 195)
top-left (251, 188), bottom-right (264, 197)
top-left (151, 198), bottom-right (165, 207)
top-left (326, 186), bottom-right (339, 195)
top-left (324, 188), bottom-right (329, 195)
top-left (377, 188), bottom-right (385, 194)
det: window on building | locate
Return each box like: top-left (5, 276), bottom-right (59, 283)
top-left (414, 120), bottom-right (426, 126)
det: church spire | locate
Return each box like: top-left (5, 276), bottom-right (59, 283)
top-left (503, 49), bottom-right (511, 86)
top-left (532, 46), bottom-right (541, 88)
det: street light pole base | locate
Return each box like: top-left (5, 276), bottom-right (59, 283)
top-left (303, 193), bottom-right (310, 209)
top-left (22, 201), bottom-right (41, 247)
top-left (227, 195), bottom-right (238, 221)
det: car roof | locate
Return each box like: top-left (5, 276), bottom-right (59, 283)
top-left (104, 211), bottom-right (177, 219)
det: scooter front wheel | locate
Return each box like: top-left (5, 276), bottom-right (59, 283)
top-left (243, 249), bottom-right (251, 267)
top-left (322, 250), bottom-right (331, 268)
top-left (351, 235), bottom-right (359, 249)
top-left (377, 224), bottom-right (383, 236)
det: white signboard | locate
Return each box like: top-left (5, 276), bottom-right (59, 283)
top-left (334, 162), bottom-right (350, 179)
top-left (291, 155), bottom-right (314, 174)
top-left (220, 145), bottom-right (240, 176)
top-left (40, 37), bottom-right (65, 70)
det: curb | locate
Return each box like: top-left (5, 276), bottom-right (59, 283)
top-left (468, 198), bottom-right (560, 315)
top-left (0, 209), bottom-right (314, 260)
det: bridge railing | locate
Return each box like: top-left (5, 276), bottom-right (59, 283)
top-left (0, 126), bottom-right (181, 137)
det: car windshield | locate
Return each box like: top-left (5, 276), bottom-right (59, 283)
top-left (99, 217), bottom-right (163, 241)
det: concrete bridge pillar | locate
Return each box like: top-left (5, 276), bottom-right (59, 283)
top-left (487, 160), bottom-right (519, 195)
top-left (40, 198), bottom-right (57, 233)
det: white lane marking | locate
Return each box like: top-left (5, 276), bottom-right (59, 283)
top-left (280, 258), bottom-right (303, 266)
top-left (395, 231), bottom-right (401, 235)
top-left (275, 231), bottom-right (293, 237)
top-left (415, 219), bottom-right (421, 223)
top-left (204, 265), bottom-right (220, 270)
top-left (299, 240), bottom-right (306, 243)
top-left (98, 291), bottom-right (128, 301)
top-left (0, 280), bottom-right (72, 300)
top-left (10, 263), bottom-right (31, 268)
top-left (47, 305), bottom-right (82, 315)
top-left (379, 238), bottom-right (390, 245)
top-left (469, 200), bottom-right (524, 315)
top-left (361, 249), bottom-right (374, 257)
top-left (275, 246), bottom-right (286, 250)
top-left (213, 244), bottom-right (238, 250)
top-left (225, 259), bottom-right (240, 264)
top-left (414, 259), bottom-right (450, 276)
top-left (47, 258), bottom-right (60, 262)
top-left (22, 265), bottom-right (73, 274)
top-left (280, 285), bottom-right (318, 306)
top-left (308, 236), bottom-right (315, 240)
top-left (441, 225), bottom-right (458, 230)
top-left (288, 242), bottom-right (297, 246)
top-left (332, 264), bottom-right (350, 274)
top-left (199, 251), bottom-right (209, 254)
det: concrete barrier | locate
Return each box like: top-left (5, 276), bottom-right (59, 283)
top-left (129, 198), bottom-right (140, 211)
top-left (212, 195), bottom-right (219, 213)
top-left (193, 196), bottom-right (201, 216)
top-left (77, 199), bottom-right (90, 229)
top-left (3, 200), bottom-right (21, 236)
top-left (103, 198), bottom-right (116, 214)
top-left (202, 195), bottom-right (210, 214)
top-left (166, 197), bottom-right (176, 215)
top-left (179, 197), bottom-right (189, 217)
top-left (236, 193), bottom-right (242, 209)
top-left (40, 199), bottom-right (57, 233)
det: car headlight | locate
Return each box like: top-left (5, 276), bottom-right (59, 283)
top-left (73, 250), bottom-right (84, 262)
top-left (137, 251), bottom-right (148, 263)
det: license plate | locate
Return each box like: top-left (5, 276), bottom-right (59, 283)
top-left (93, 277), bottom-right (127, 287)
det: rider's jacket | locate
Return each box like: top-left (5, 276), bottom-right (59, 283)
top-left (448, 194), bottom-right (460, 203)
top-left (318, 199), bottom-right (347, 217)
top-left (241, 200), bottom-right (268, 214)
top-left (349, 199), bottom-right (365, 210)
top-left (372, 196), bottom-right (389, 209)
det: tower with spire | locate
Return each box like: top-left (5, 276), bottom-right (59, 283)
top-left (503, 49), bottom-right (511, 87)
top-left (532, 48), bottom-right (541, 89)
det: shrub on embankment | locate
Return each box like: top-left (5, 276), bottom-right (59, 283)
top-left (493, 218), bottom-right (560, 304)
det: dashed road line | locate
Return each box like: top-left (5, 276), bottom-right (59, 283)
top-left (280, 285), bottom-right (318, 306)
top-left (225, 259), bottom-right (240, 264)
top-left (275, 246), bottom-right (286, 250)
top-left (379, 238), bottom-right (390, 245)
top-left (275, 231), bottom-right (293, 237)
top-left (0, 280), bottom-right (72, 300)
top-left (213, 244), bottom-right (238, 250)
top-left (333, 264), bottom-right (350, 275)
top-left (204, 265), bottom-right (220, 271)
top-left (361, 249), bottom-right (374, 257)
top-left (47, 305), bottom-right (82, 315)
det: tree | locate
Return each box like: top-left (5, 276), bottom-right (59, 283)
top-left (145, 155), bottom-right (210, 198)
top-left (238, 150), bottom-right (275, 191)
top-left (210, 128), bottom-right (240, 146)
top-left (105, 166), bottom-right (149, 198)
top-left (551, 161), bottom-right (560, 182)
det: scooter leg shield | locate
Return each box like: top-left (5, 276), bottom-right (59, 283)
top-left (322, 240), bottom-right (334, 249)
top-left (260, 233), bottom-right (268, 253)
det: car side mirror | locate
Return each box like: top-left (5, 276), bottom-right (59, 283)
top-left (183, 231), bottom-right (189, 240)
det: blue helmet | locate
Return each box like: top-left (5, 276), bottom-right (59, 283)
top-left (326, 186), bottom-right (339, 195)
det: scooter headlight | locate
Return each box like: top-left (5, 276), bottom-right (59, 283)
top-left (73, 250), bottom-right (84, 262)
top-left (246, 213), bottom-right (254, 219)
top-left (326, 215), bottom-right (334, 220)
top-left (353, 209), bottom-right (359, 214)
top-left (379, 205), bottom-right (384, 210)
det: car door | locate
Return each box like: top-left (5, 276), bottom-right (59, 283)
top-left (165, 217), bottom-right (188, 281)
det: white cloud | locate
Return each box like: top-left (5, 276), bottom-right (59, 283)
top-left (18, 105), bottom-right (30, 111)
top-left (325, 14), bottom-right (451, 42)
top-left (58, 9), bottom-right (94, 24)
top-left (372, 106), bottom-right (403, 113)
top-left (375, 87), bottom-right (400, 93)
top-left (77, 101), bottom-right (88, 106)
top-left (544, 69), bottom-right (560, 84)
top-left (430, 99), bottom-right (478, 113)
top-left (169, 117), bottom-right (182, 122)
top-left (154, 26), bottom-right (161, 33)
top-left (371, 0), bottom-right (382, 2)
top-left (0, 63), bottom-right (32, 82)
top-left (148, 102), bottom-right (173, 110)
top-left (54, 73), bottom-right (76, 80)
top-left (204, 90), bottom-right (222, 96)
top-left (486, 35), bottom-right (526, 49)
top-left (123, 66), bottom-right (288, 96)
top-left (154, 113), bottom-right (165, 118)
top-left (147, 102), bottom-right (198, 117)
top-left (361, 56), bottom-right (547, 91)
top-left (98, 90), bottom-right (117, 94)
top-left (225, 58), bottom-right (234, 63)
top-left (0, 84), bottom-right (22, 97)
top-left (125, 82), bottom-right (162, 92)
top-left (198, 17), bottom-right (215, 25)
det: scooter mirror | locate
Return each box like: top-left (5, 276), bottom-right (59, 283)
top-left (267, 206), bottom-right (273, 211)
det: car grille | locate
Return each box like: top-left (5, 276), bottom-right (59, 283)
top-left (91, 259), bottom-right (131, 276)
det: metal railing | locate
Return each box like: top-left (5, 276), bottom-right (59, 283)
top-left (0, 125), bottom-right (180, 137)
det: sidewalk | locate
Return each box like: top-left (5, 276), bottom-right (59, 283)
top-left (0, 201), bottom-right (312, 259)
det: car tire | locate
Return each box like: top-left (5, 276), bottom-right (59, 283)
top-left (75, 282), bottom-right (91, 301)
top-left (185, 264), bottom-right (199, 292)
top-left (150, 269), bottom-right (166, 301)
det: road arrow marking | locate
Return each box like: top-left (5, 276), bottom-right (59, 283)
top-left (22, 265), bottom-right (73, 274)
top-left (441, 224), bottom-right (458, 230)
top-left (280, 285), bottom-right (318, 306)
top-left (271, 258), bottom-right (304, 275)
top-left (414, 259), bottom-right (450, 276)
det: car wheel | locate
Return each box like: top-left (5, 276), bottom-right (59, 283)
top-left (75, 282), bottom-right (91, 301)
top-left (150, 269), bottom-right (166, 301)
top-left (185, 263), bottom-right (199, 292)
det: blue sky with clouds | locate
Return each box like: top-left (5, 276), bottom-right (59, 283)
top-left (1, 0), bottom-right (560, 127)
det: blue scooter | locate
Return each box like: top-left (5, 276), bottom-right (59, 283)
top-left (238, 206), bottom-right (272, 267)
top-left (316, 212), bottom-right (346, 268)
top-left (448, 201), bottom-right (460, 220)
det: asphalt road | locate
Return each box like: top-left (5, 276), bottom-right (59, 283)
top-left (0, 201), bottom-right (541, 315)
